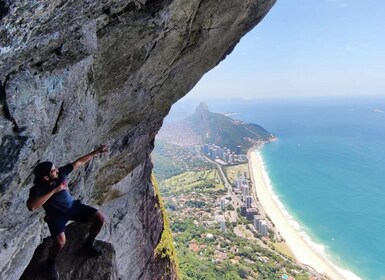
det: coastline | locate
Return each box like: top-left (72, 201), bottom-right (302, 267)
top-left (247, 148), bottom-right (358, 280)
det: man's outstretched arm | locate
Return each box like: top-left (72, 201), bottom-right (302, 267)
top-left (72, 144), bottom-right (109, 170)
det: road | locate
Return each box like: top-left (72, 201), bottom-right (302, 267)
top-left (202, 154), bottom-right (243, 208)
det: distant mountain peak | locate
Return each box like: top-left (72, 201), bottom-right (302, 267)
top-left (187, 102), bottom-right (274, 152)
top-left (196, 101), bottom-right (209, 113)
top-left (158, 103), bottom-right (275, 152)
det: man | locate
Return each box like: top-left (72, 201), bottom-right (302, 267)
top-left (27, 144), bottom-right (108, 280)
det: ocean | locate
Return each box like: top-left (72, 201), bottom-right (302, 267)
top-left (173, 95), bottom-right (385, 280)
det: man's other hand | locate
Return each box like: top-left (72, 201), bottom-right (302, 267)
top-left (96, 144), bottom-right (108, 154)
top-left (55, 182), bottom-right (68, 193)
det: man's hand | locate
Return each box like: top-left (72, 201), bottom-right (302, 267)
top-left (72, 144), bottom-right (109, 170)
top-left (27, 183), bottom-right (65, 211)
top-left (55, 182), bottom-right (68, 193)
top-left (95, 144), bottom-right (108, 154)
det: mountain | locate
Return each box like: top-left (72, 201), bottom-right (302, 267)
top-left (186, 102), bottom-right (274, 153)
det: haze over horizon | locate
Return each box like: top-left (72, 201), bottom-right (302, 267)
top-left (186, 0), bottom-right (385, 102)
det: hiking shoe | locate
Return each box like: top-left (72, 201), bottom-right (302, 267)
top-left (45, 261), bottom-right (59, 280)
top-left (83, 242), bottom-right (103, 257)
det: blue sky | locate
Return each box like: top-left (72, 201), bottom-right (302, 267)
top-left (187, 0), bottom-right (385, 101)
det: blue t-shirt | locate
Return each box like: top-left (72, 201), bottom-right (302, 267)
top-left (29, 164), bottom-right (74, 214)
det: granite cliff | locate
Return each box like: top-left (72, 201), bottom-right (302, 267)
top-left (0, 0), bottom-right (276, 279)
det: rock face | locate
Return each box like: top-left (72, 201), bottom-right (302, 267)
top-left (20, 223), bottom-right (119, 280)
top-left (0, 0), bottom-right (276, 279)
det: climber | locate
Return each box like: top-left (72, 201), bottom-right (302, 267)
top-left (27, 144), bottom-right (108, 280)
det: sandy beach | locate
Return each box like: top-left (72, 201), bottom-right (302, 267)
top-left (248, 150), bottom-right (349, 280)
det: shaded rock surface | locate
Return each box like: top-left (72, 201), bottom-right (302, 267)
top-left (20, 223), bottom-right (118, 280)
top-left (0, 0), bottom-right (276, 279)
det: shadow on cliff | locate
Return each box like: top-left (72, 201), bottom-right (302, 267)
top-left (20, 223), bottom-right (118, 280)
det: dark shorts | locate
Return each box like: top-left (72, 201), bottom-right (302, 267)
top-left (45, 200), bottom-right (98, 237)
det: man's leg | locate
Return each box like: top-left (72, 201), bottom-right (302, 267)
top-left (82, 211), bottom-right (105, 256)
top-left (45, 213), bottom-right (67, 280)
top-left (71, 201), bottom-right (105, 256)
top-left (48, 232), bottom-right (66, 262)
top-left (86, 211), bottom-right (105, 244)
top-left (46, 232), bottom-right (66, 280)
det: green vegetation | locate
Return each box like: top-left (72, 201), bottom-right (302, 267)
top-left (152, 140), bottom-right (212, 181)
top-left (160, 169), bottom-right (224, 196)
top-left (152, 174), bottom-right (181, 279)
top-left (159, 169), bottom-right (317, 280)
top-left (224, 164), bottom-right (249, 182)
top-left (273, 242), bottom-right (296, 260)
top-left (168, 208), bottom-right (312, 280)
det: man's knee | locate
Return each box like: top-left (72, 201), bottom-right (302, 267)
top-left (92, 211), bottom-right (105, 225)
top-left (54, 233), bottom-right (66, 250)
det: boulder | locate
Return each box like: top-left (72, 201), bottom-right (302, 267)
top-left (20, 223), bottom-right (118, 280)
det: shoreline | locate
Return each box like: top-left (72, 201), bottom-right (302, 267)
top-left (247, 148), bottom-right (360, 280)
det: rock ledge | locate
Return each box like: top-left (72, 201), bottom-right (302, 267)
top-left (20, 223), bottom-right (118, 280)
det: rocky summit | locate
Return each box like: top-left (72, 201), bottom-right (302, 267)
top-left (0, 0), bottom-right (276, 279)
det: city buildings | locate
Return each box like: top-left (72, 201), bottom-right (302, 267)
top-left (253, 215), bottom-right (268, 236)
top-left (245, 195), bottom-right (252, 209)
top-left (220, 220), bottom-right (226, 232)
top-left (241, 184), bottom-right (249, 197)
top-left (246, 208), bottom-right (258, 220)
top-left (259, 220), bottom-right (268, 236)
top-left (232, 173), bottom-right (270, 236)
top-left (253, 215), bottom-right (263, 230)
top-left (220, 197), bottom-right (226, 210)
top-left (201, 144), bottom-right (247, 165)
